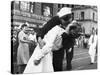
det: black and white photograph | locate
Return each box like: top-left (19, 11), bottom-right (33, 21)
top-left (11, 0), bottom-right (98, 74)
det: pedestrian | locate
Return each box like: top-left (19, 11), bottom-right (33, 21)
top-left (88, 28), bottom-right (97, 64)
top-left (78, 36), bottom-right (82, 48)
top-left (17, 23), bottom-right (31, 73)
top-left (95, 28), bottom-right (98, 56)
top-left (28, 31), bottom-right (37, 56)
top-left (83, 36), bottom-right (87, 48)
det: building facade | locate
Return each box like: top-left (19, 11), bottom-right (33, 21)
top-left (11, 1), bottom-right (52, 29)
top-left (11, 1), bottom-right (97, 34)
top-left (72, 6), bottom-right (97, 34)
top-left (11, 1), bottom-right (76, 28)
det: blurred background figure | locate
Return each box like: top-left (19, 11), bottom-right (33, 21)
top-left (83, 35), bottom-right (88, 48)
top-left (88, 28), bottom-right (97, 64)
top-left (77, 36), bottom-right (82, 48)
top-left (17, 23), bottom-right (31, 73)
top-left (28, 29), bottom-right (37, 56)
top-left (96, 29), bottom-right (98, 54)
top-left (43, 6), bottom-right (51, 17)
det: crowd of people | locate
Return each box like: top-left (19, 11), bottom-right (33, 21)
top-left (12, 7), bottom-right (98, 74)
top-left (12, 23), bottom-right (37, 73)
top-left (75, 34), bottom-right (90, 48)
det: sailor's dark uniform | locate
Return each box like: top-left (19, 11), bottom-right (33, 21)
top-left (37, 16), bottom-right (61, 39)
top-left (36, 14), bottom-right (74, 71)
top-left (53, 32), bottom-right (75, 71)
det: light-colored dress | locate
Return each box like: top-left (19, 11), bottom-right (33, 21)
top-left (23, 25), bottom-right (65, 74)
top-left (17, 31), bottom-right (30, 65)
top-left (28, 33), bottom-right (37, 43)
top-left (88, 34), bottom-right (97, 62)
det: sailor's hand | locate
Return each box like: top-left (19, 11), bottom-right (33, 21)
top-left (34, 59), bottom-right (41, 65)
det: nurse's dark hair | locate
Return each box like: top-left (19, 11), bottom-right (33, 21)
top-left (60, 14), bottom-right (72, 21)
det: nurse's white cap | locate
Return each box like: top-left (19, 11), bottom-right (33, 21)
top-left (57, 7), bottom-right (72, 18)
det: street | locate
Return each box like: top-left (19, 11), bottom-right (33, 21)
top-left (63, 47), bottom-right (97, 71)
top-left (13, 47), bottom-right (97, 74)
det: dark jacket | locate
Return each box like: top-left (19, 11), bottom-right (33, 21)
top-left (61, 32), bottom-right (75, 50)
top-left (37, 16), bottom-right (61, 39)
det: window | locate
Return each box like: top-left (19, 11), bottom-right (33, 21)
top-left (30, 2), bottom-right (34, 13)
top-left (66, 4), bottom-right (70, 7)
top-left (14, 1), bottom-right (20, 10)
top-left (42, 3), bottom-right (53, 17)
top-left (20, 1), bottom-right (30, 12)
top-left (72, 5), bottom-right (74, 8)
top-left (93, 13), bottom-right (95, 21)
top-left (81, 12), bottom-right (84, 20)
top-left (72, 12), bottom-right (74, 20)
top-left (58, 4), bottom-right (61, 8)
top-left (82, 27), bottom-right (85, 33)
top-left (11, 1), bottom-right (14, 10)
top-left (62, 4), bottom-right (64, 7)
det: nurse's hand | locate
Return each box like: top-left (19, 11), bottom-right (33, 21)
top-left (34, 59), bottom-right (41, 65)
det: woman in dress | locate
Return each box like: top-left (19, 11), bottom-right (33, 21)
top-left (88, 28), bottom-right (98, 64)
top-left (17, 23), bottom-right (31, 73)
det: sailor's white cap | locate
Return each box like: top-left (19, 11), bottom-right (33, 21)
top-left (57, 7), bottom-right (72, 18)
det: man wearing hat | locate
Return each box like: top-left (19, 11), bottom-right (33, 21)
top-left (23, 7), bottom-right (73, 73)
top-left (52, 7), bottom-right (74, 71)
top-left (37, 7), bottom-right (72, 39)
top-left (53, 20), bottom-right (82, 71)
